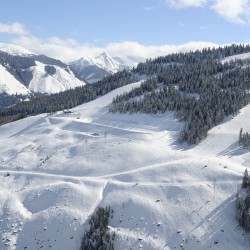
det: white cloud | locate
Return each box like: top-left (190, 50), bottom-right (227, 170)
top-left (165, 0), bottom-right (207, 8)
top-left (212, 0), bottom-right (250, 24)
top-left (143, 6), bottom-right (155, 11)
top-left (164, 0), bottom-right (250, 24)
top-left (47, 37), bottom-right (79, 47)
top-left (12, 35), bottom-right (219, 63)
top-left (0, 22), bottom-right (28, 35)
top-left (12, 36), bottom-right (103, 62)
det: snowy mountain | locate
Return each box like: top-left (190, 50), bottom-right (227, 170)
top-left (70, 53), bottom-right (132, 83)
top-left (0, 42), bottom-right (34, 57)
top-left (95, 53), bottom-right (129, 72)
top-left (0, 80), bottom-right (250, 249)
top-left (0, 43), bottom-right (135, 97)
top-left (27, 61), bottom-right (84, 93)
top-left (0, 45), bottom-right (86, 95)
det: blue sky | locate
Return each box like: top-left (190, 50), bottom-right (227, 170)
top-left (1, 0), bottom-right (250, 61)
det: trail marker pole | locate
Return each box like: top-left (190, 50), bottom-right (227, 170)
top-left (104, 131), bottom-right (107, 145)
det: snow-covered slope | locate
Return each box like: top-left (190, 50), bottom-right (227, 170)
top-left (0, 61), bottom-right (85, 95)
top-left (95, 53), bottom-right (129, 73)
top-left (0, 65), bottom-right (30, 95)
top-left (0, 81), bottom-right (250, 249)
top-left (0, 42), bottom-right (34, 56)
top-left (72, 53), bottom-right (130, 73)
top-left (70, 53), bottom-right (132, 83)
top-left (28, 62), bottom-right (84, 93)
top-left (221, 52), bottom-right (250, 64)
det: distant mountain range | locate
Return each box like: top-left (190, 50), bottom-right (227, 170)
top-left (0, 43), bottom-right (135, 96)
top-left (0, 43), bottom-right (85, 95)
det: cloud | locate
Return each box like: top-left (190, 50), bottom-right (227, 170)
top-left (143, 6), bottom-right (155, 11)
top-left (0, 22), bottom-right (28, 35)
top-left (12, 35), bottom-right (102, 62)
top-left (12, 35), bottom-right (219, 63)
top-left (212, 0), bottom-right (250, 24)
top-left (165, 0), bottom-right (207, 8)
top-left (164, 0), bottom-right (250, 24)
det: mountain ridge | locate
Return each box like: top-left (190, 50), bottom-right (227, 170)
top-left (0, 47), bottom-right (86, 96)
top-left (0, 42), bottom-right (34, 56)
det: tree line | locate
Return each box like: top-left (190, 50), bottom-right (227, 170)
top-left (239, 128), bottom-right (250, 151)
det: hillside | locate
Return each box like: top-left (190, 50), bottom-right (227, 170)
top-left (0, 80), bottom-right (250, 249)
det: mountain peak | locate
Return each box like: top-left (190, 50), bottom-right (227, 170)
top-left (95, 53), bottom-right (116, 71)
top-left (96, 52), bottom-right (110, 59)
top-left (69, 52), bottom-right (132, 83)
top-left (73, 56), bottom-right (96, 67)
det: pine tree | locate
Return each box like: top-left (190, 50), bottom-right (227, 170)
top-left (242, 169), bottom-right (249, 189)
top-left (239, 128), bottom-right (243, 145)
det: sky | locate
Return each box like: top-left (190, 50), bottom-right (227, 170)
top-left (0, 0), bottom-right (250, 62)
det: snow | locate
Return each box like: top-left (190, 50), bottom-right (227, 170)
top-left (0, 64), bottom-right (30, 95)
top-left (113, 55), bottom-right (140, 67)
top-left (72, 56), bottom-right (97, 68)
top-left (28, 61), bottom-right (85, 94)
top-left (96, 52), bottom-right (128, 73)
top-left (0, 61), bottom-right (85, 95)
top-left (221, 52), bottom-right (250, 64)
top-left (0, 80), bottom-right (250, 249)
top-left (0, 43), bottom-right (34, 56)
top-left (70, 52), bottom-right (131, 74)
top-left (0, 43), bottom-right (86, 95)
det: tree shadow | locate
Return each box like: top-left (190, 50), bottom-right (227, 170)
top-left (10, 116), bottom-right (47, 138)
top-left (169, 132), bottom-right (195, 151)
top-left (217, 141), bottom-right (247, 158)
top-left (191, 195), bottom-right (250, 248)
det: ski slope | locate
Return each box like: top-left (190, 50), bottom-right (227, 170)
top-left (0, 80), bottom-right (250, 249)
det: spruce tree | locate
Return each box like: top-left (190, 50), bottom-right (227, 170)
top-left (242, 169), bottom-right (249, 189)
